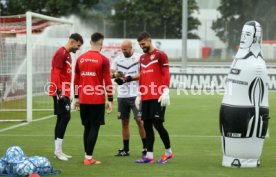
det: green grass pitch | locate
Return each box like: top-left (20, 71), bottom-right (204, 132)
top-left (0, 91), bottom-right (275, 177)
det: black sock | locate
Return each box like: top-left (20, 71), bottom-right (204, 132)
top-left (86, 124), bottom-right (100, 156)
top-left (123, 140), bottom-right (129, 152)
top-left (142, 138), bottom-right (147, 149)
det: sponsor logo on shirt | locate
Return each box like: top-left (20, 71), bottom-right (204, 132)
top-left (142, 69), bottom-right (154, 74)
top-left (67, 68), bottom-right (71, 73)
top-left (127, 71), bottom-right (137, 75)
top-left (81, 71), bottom-right (96, 76)
top-left (80, 58), bottom-right (99, 63)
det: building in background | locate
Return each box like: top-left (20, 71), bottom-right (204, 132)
top-left (192, 0), bottom-right (228, 59)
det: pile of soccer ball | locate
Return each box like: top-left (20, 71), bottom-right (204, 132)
top-left (0, 146), bottom-right (60, 176)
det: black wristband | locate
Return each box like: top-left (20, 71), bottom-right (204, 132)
top-left (74, 95), bottom-right (79, 98)
top-left (108, 97), bottom-right (113, 102)
top-left (114, 78), bottom-right (125, 85)
top-left (125, 75), bottom-right (133, 82)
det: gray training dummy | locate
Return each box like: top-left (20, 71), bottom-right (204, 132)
top-left (219, 21), bottom-right (269, 168)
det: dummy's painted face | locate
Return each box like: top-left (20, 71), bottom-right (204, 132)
top-left (240, 25), bottom-right (255, 49)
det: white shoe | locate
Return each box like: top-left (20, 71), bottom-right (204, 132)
top-left (62, 152), bottom-right (72, 159)
top-left (54, 152), bottom-right (68, 161)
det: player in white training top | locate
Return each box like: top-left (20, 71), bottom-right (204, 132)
top-left (111, 39), bottom-right (147, 157)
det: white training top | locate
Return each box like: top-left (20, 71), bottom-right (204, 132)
top-left (111, 52), bottom-right (141, 98)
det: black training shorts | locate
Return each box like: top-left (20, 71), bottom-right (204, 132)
top-left (53, 96), bottom-right (71, 116)
top-left (141, 99), bottom-right (166, 122)
top-left (80, 104), bottom-right (105, 126)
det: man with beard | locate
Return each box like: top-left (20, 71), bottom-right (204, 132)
top-left (135, 32), bottom-right (173, 164)
top-left (49, 33), bottom-right (83, 161)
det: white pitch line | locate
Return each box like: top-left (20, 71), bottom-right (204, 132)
top-left (0, 122), bottom-right (29, 133)
top-left (0, 114), bottom-right (55, 133)
top-left (32, 114), bottom-right (56, 122)
top-left (0, 134), bottom-right (220, 138)
top-left (0, 110), bottom-right (81, 133)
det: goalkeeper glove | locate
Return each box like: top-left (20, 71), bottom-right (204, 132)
top-left (71, 98), bottom-right (80, 111)
top-left (56, 88), bottom-right (65, 102)
top-left (135, 92), bottom-right (141, 109)
top-left (114, 78), bottom-right (125, 85)
top-left (114, 71), bottom-right (125, 78)
top-left (105, 101), bottom-right (113, 114)
top-left (158, 88), bottom-right (170, 107)
top-left (124, 75), bottom-right (133, 82)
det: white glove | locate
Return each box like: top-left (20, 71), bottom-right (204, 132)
top-left (71, 98), bottom-right (80, 111)
top-left (158, 88), bottom-right (170, 107)
top-left (135, 92), bottom-right (141, 109)
top-left (105, 101), bottom-right (113, 114)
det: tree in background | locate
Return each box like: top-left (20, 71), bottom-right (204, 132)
top-left (212, 0), bottom-right (276, 50)
top-left (110, 0), bottom-right (201, 39)
top-left (1, 0), bottom-right (200, 39)
top-left (2, 0), bottom-right (99, 16)
top-left (0, 0), bottom-right (7, 15)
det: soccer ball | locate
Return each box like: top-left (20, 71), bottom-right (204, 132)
top-left (0, 159), bottom-right (7, 174)
top-left (28, 156), bottom-right (52, 175)
top-left (3, 146), bottom-right (26, 163)
top-left (15, 159), bottom-right (35, 176)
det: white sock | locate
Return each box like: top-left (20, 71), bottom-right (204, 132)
top-left (56, 138), bottom-right (63, 153)
top-left (54, 140), bottom-right (59, 153)
top-left (146, 152), bottom-right (154, 159)
top-left (165, 148), bottom-right (172, 156)
top-left (85, 155), bottom-right (92, 160)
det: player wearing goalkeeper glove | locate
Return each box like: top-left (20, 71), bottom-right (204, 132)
top-left (73, 32), bottom-right (113, 165)
top-left (135, 32), bottom-right (173, 164)
top-left (49, 33), bottom-right (83, 161)
top-left (110, 39), bottom-right (147, 157)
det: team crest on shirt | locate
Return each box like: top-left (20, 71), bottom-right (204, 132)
top-left (118, 112), bottom-right (121, 118)
top-left (132, 57), bottom-right (135, 62)
top-left (150, 54), bottom-right (155, 60)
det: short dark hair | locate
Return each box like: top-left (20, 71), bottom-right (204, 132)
top-left (137, 31), bottom-right (151, 42)
top-left (69, 33), bottom-right (83, 44)
top-left (91, 32), bottom-right (104, 43)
